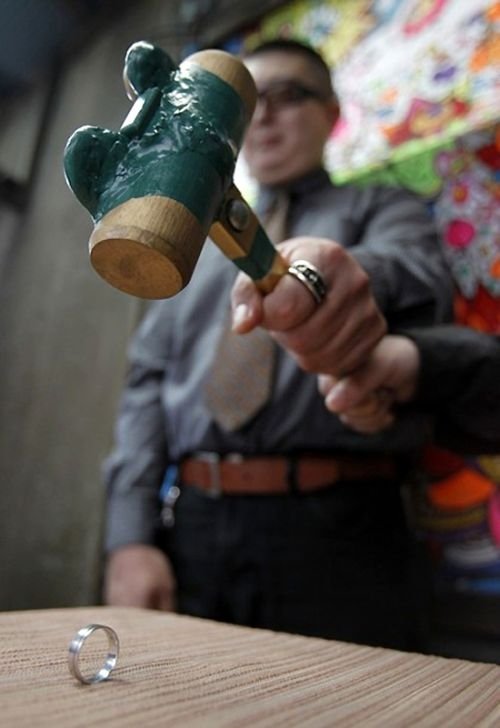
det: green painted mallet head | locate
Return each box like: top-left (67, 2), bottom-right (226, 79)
top-left (64, 41), bottom-right (286, 299)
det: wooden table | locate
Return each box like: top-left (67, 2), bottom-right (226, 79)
top-left (1, 606), bottom-right (499, 726)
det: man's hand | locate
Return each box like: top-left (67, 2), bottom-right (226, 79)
top-left (318, 335), bottom-right (420, 434)
top-left (104, 544), bottom-right (177, 611)
top-left (231, 238), bottom-right (387, 376)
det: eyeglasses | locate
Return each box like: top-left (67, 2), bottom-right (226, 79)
top-left (255, 81), bottom-right (327, 112)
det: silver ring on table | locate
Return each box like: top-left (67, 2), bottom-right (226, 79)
top-left (68, 623), bottom-right (120, 684)
top-left (287, 259), bottom-right (327, 305)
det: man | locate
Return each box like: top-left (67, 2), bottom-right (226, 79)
top-left (315, 328), bottom-right (500, 453)
top-left (104, 39), bottom-right (452, 649)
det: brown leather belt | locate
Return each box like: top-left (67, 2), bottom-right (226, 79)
top-left (179, 453), bottom-right (397, 497)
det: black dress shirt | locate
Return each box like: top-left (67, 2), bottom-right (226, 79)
top-left (407, 326), bottom-right (500, 453)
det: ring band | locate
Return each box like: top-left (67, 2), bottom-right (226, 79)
top-left (68, 623), bottom-right (120, 684)
top-left (287, 259), bottom-right (327, 304)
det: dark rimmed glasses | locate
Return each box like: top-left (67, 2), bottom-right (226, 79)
top-left (255, 80), bottom-right (327, 112)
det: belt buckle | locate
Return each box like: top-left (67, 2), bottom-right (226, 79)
top-left (197, 452), bottom-right (222, 498)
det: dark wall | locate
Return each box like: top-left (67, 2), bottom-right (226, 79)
top-left (0, 0), bottom-right (284, 610)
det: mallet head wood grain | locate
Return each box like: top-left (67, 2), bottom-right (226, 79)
top-left (64, 41), bottom-right (287, 299)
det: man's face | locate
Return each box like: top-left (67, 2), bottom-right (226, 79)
top-left (242, 51), bottom-right (338, 187)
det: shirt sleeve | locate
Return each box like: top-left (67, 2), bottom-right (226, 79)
top-left (103, 302), bottom-right (172, 553)
top-left (404, 326), bottom-right (500, 452)
top-left (350, 186), bottom-right (454, 328)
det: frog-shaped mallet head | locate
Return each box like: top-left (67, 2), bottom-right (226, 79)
top-left (63, 41), bottom-right (287, 299)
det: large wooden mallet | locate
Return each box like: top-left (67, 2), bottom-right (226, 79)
top-left (63, 41), bottom-right (288, 299)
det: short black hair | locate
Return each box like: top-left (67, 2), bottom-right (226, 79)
top-left (244, 38), bottom-right (336, 102)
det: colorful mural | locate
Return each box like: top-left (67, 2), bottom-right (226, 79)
top-left (435, 129), bottom-right (500, 326)
top-left (418, 127), bottom-right (500, 600)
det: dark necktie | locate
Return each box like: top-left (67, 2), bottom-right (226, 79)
top-left (205, 191), bottom-right (289, 431)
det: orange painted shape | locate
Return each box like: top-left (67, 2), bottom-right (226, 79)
top-left (490, 257), bottom-right (500, 278)
top-left (428, 468), bottom-right (495, 511)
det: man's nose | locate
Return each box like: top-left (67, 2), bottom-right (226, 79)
top-left (251, 97), bottom-right (275, 124)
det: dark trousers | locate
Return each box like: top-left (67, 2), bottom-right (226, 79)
top-left (165, 479), bottom-right (428, 650)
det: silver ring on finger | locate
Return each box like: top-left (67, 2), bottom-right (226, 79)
top-left (287, 259), bottom-right (327, 305)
